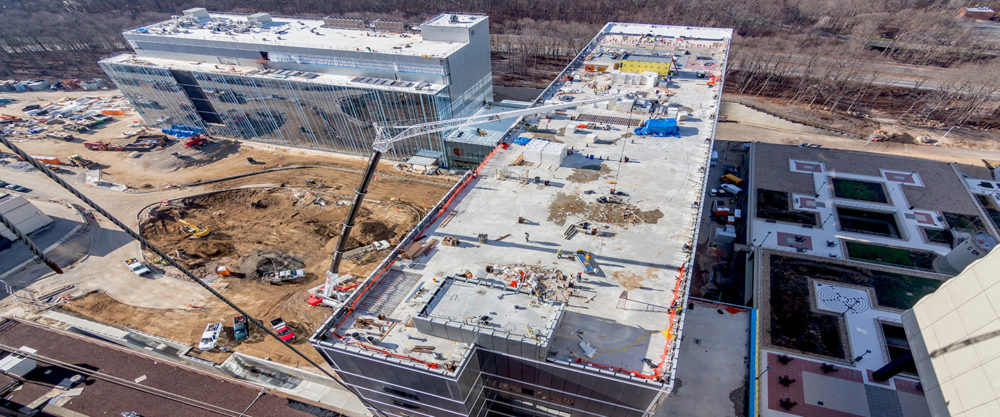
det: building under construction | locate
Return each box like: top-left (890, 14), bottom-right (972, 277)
top-left (100, 8), bottom-right (493, 166)
top-left (310, 21), bottom-right (733, 417)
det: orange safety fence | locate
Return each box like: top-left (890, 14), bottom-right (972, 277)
top-left (327, 143), bottom-right (506, 366)
top-left (577, 262), bottom-right (687, 381)
top-left (330, 332), bottom-right (440, 369)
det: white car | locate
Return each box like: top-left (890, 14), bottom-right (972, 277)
top-left (198, 322), bottom-right (223, 350)
top-left (124, 258), bottom-right (150, 276)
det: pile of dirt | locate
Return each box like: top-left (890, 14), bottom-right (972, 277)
top-left (548, 192), bottom-right (663, 226)
top-left (566, 163), bottom-right (609, 183)
top-left (239, 250), bottom-right (306, 281)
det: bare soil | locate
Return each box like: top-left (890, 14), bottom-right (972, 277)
top-left (61, 187), bottom-right (429, 369)
top-left (547, 192), bottom-right (663, 226)
top-left (140, 188), bottom-right (417, 278)
top-left (566, 163), bottom-right (610, 183)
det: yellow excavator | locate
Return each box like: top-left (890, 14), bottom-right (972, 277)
top-left (176, 219), bottom-right (210, 239)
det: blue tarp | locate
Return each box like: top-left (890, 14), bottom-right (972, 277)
top-left (161, 128), bottom-right (197, 138)
top-left (513, 136), bottom-right (531, 145)
top-left (633, 118), bottom-right (680, 137)
top-left (171, 124), bottom-right (205, 134)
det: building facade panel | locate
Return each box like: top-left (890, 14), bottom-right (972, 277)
top-left (103, 11), bottom-right (494, 166)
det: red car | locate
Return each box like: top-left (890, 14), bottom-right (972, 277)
top-left (270, 318), bottom-right (294, 341)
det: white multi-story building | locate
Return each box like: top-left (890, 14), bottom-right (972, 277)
top-left (100, 9), bottom-right (493, 165)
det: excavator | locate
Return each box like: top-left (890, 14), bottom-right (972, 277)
top-left (309, 94), bottom-right (620, 308)
top-left (176, 219), bottom-right (211, 239)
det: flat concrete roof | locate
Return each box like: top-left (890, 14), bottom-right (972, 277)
top-left (749, 142), bottom-right (994, 260)
top-left (753, 143), bottom-right (981, 216)
top-left (316, 24), bottom-right (732, 384)
top-left (101, 53), bottom-right (446, 95)
top-left (421, 277), bottom-right (563, 344)
top-left (131, 12), bottom-right (474, 58)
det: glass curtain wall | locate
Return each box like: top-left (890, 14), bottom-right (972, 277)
top-left (102, 62), bottom-right (452, 162)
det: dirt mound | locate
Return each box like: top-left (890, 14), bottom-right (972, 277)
top-left (566, 164), bottom-right (609, 183)
top-left (548, 192), bottom-right (662, 226)
top-left (239, 250), bottom-right (306, 281)
top-left (347, 220), bottom-right (396, 249)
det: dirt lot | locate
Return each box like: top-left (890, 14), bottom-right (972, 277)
top-left (61, 186), bottom-right (434, 369)
top-left (1, 90), bottom-right (458, 190)
top-left (1, 90), bottom-right (463, 369)
top-left (716, 120), bottom-right (1000, 167)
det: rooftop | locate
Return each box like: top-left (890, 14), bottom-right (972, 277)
top-left (622, 53), bottom-right (674, 63)
top-left (130, 11), bottom-right (483, 58)
top-left (749, 142), bottom-right (995, 261)
top-left (102, 53), bottom-right (446, 95)
top-left (314, 23), bottom-right (733, 385)
top-left (0, 318), bottom-right (326, 416)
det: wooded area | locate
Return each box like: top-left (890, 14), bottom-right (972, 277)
top-left (2, 0), bottom-right (999, 130)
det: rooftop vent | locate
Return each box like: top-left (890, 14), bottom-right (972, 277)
top-left (373, 19), bottom-right (408, 32)
top-left (323, 16), bottom-right (367, 29)
top-left (0, 346), bottom-right (37, 378)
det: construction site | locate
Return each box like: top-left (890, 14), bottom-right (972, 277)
top-left (0, 90), bottom-right (460, 373)
top-left (306, 23), bottom-right (733, 416)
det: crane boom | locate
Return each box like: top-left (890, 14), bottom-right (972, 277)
top-left (327, 94), bottom-right (619, 278)
top-left (373, 96), bottom-right (617, 152)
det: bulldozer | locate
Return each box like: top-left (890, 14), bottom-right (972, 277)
top-left (176, 219), bottom-right (210, 239)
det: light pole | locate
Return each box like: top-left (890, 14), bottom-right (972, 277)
top-left (815, 180), bottom-right (828, 198)
top-left (853, 349), bottom-right (872, 363)
top-left (754, 231), bottom-right (773, 248)
top-left (755, 365), bottom-right (771, 380)
top-left (822, 212), bottom-right (835, 227)
top-left (909, 191), bottom-right (927, 210)
top-left (935, 126), bottom-right (959, 147)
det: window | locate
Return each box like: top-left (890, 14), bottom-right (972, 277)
top-left (521, 387), bottom-right (534, 396)
top-left (383, 386), bottom-right (420, 401)
top-left (392, 400), bottom-right (421, 410)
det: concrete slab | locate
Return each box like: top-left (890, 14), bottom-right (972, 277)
top-left (655, 302), bottom-right (749, 417)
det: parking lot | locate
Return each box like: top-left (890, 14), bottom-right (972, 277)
top-left (690, 139), bottom-right (750, 304)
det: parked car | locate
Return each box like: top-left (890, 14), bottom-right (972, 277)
top-left (198, 322), bottom-right (223, 350)
top-left (270, 318), bottom-right (295, 341)
top-left (233, 315), bottom-right (249, 341)
top-left (11, 185), bottom-right (30, 193)
top-left (124, 258), bottom-right (150, 276)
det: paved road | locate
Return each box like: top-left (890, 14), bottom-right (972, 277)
top-left (716, 122), bottom-right (1000, 167)
top-left (0, 166), bottom-right (214, 311)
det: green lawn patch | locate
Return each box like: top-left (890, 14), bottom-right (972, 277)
top-left (845, 241), bottom-right (936, 271)
top-left (831, 178), bottom-right (888, 203)
top-left (767, 254), bottom-right (943, 359)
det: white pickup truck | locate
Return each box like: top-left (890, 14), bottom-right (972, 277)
top-left (124, 258), bottom-right (150, 276)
